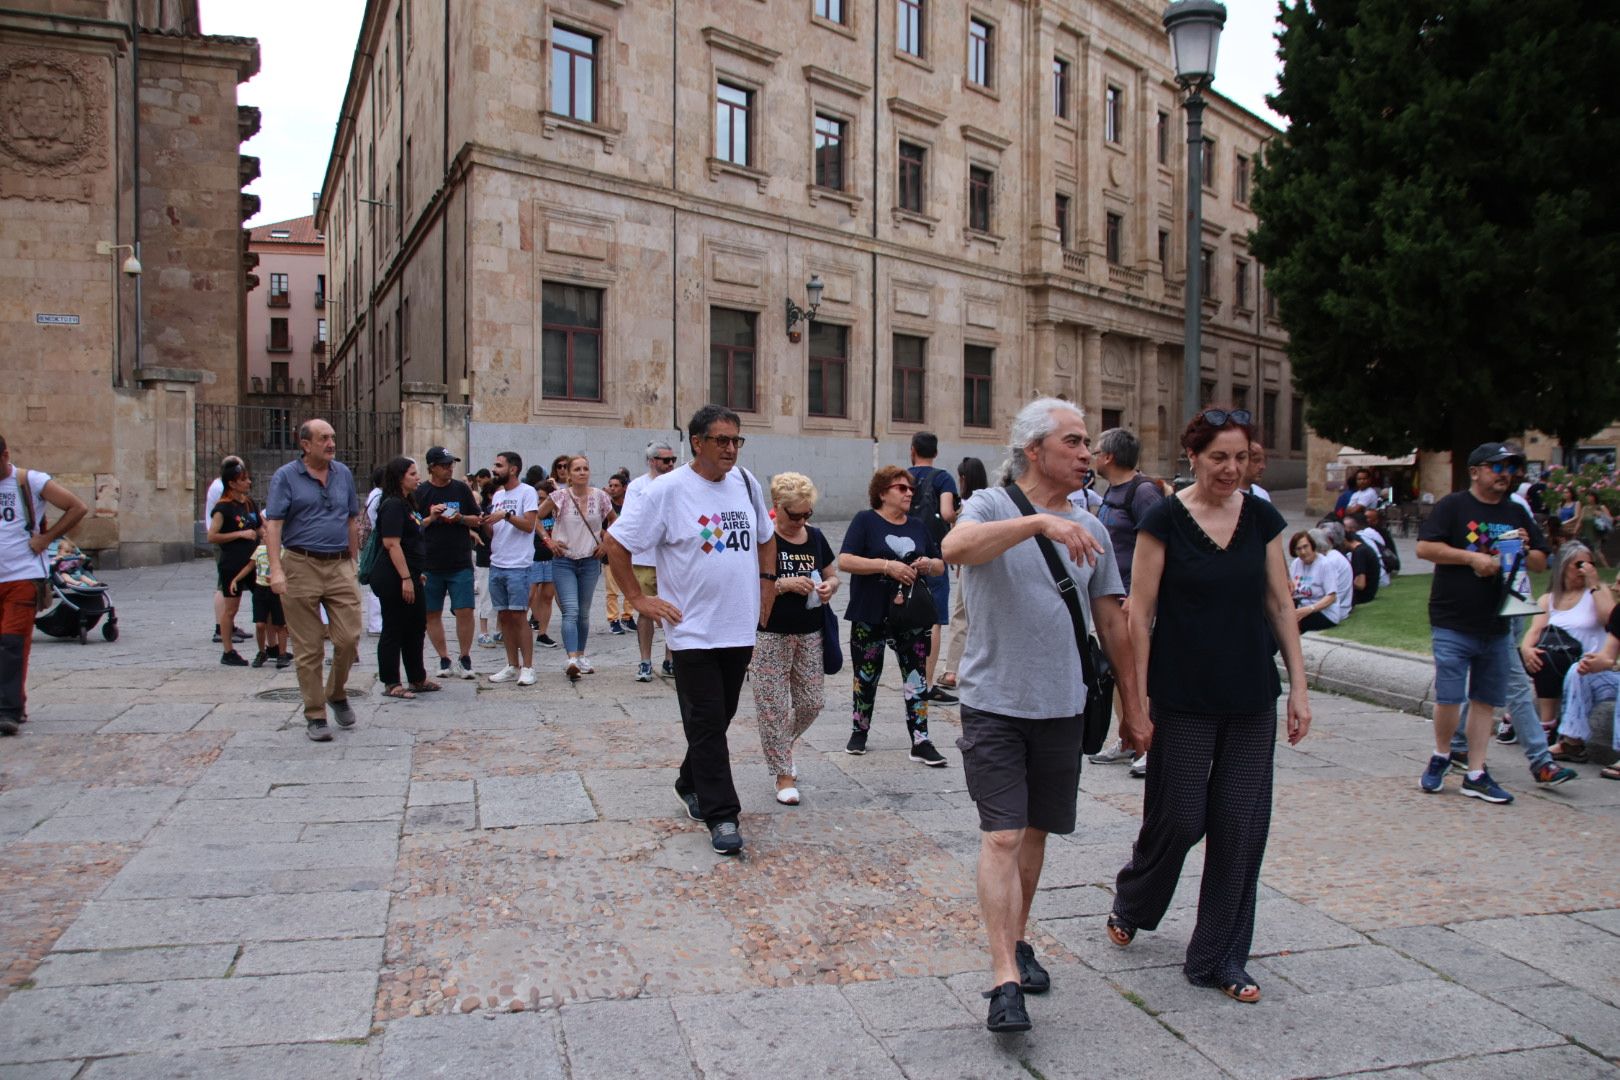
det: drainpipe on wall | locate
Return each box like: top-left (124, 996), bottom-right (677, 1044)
top-left (129, 9), bottom-right (143, 383)
top-left (868, 0), bottom-right (880, 457)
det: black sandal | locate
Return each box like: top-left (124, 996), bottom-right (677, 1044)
top-left (1106, 914), bottom-right (1136, 947)
top-left (1220, 980), bottom-right (1261, 1004)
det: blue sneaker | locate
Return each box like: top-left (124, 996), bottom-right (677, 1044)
top-left (1421, 754), bottom-right (1450, 793)
top-left (1461, 770), bottom-right (1514, 804)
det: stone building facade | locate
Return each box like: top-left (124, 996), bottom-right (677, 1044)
top-left (246, 215), bottom-right (327, 399)
top-left (0, 1), bottom-right (258, 564)
top-left (318, 0), bottom-right (1301, 514)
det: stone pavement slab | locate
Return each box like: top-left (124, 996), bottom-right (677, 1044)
top-left (55, 890), bottom-right (391, 950)
top-left (1418, 1045), bottom-right (1620, 1079)
top-left (1370, 924), bottom-right (1561, 992)
top-left (78, 1043), bottom-right (374, 1080)
top-left (1451, 914), bottom-right (1620, 1005)
top-left (558, 998), bottom-right (698, 1080)
top-left (1488, 983), bottom-right (1620, 1060)
top-left (671, 986), bottom-right (907, 1080)
top-left (97, 703), bottom-right (214, 734)
top-left (0, 971), bottom-right (377, 1063)
top-left (378, 1013), bottom-right (565, 1079)
top-left (234, 935), bottom-right (385, 976)
top-left (475, 772), bottom-right (595, 828)
top-left (28, 944), bottom-right (236, 988)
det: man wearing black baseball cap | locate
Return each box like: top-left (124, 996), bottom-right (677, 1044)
top-left (1414, 441), bottom-right (1550, 804)
top-left (415, 446), bottom-right (483, 681)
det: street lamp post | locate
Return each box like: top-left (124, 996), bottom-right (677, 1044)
top-left (1163, 0), bottom-right (1226, 429)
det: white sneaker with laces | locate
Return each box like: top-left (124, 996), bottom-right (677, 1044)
top-left (1089, 739), bottom-right (1134, 765)
top-left (517, 667), bottom-right (536, 686)
top-left (576, 656), bottom-right (595, 674)
top-left (1130, 753), bottom-right (1148, 778)
top-left (489, 665), bottom-right (518, 683)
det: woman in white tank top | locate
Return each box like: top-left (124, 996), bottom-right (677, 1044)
top-left (1521, 542), bottom-right (1615, 733)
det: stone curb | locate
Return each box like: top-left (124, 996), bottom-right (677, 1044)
top-left (1288, 637), bottom-right (1437, 719)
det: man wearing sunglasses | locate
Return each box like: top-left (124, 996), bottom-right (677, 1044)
top-left (622, 439), bottom-right (679, 682)
top-left (1415, 442), bottom-right (1551, 803)
top-left (605, 406), bottom-right (776, 856)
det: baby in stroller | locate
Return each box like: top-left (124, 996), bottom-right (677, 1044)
top-left (35, 538), bottom-right (118, 643)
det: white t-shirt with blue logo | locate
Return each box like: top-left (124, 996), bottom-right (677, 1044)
top-left (0, 468), bottom-right (51, 583)
top-left (608, 463), bottom-right (774, 651)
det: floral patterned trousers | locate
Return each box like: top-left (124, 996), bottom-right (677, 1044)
top-left (849, 620), bottom-right (931, 745)
top-left (751, 630), bottom-right (825, 776)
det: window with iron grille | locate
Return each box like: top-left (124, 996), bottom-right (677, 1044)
top-left (963, 345), bottom-right (993, 428)
top-left (551, 26), bottom-right (597, 122)
top-left (892, 334), bottom-right (925, 422)
top-left (269, 317), bottom-right (290, 351)
top-left (968, 166), bottom-right (992, 232)
top-left (1263, 391), bottom-right (1279, 450)
top-left (716, 82), bottom-right (751, 166)
top-left (814, 113), bottom-right (846, 191)
top-left (968, 18), bottom-right (992, 87)
top-left (898, 141), bottom-right (926, 212)
top-left (542, 283), bottom-right (604, 401)
top-left (1052, 58), bottom-right (1070, 119)
top-left (1105, 85), bottom-right (1123, 144)
top-left (808, 322), bottom-right (849, 418)
top-left (1232, 384), bottom-right (1249, 411)
top-left (1106, 213), bottom-right (1123, 264)
top-left (1055, 194), bottom-right (1070, 248)
top-left (710, 307), bottom-right (757, 411)
top-left (269, 272), bottom-right (288, 300)
top-left (897, 0), bottom-right (923, 56)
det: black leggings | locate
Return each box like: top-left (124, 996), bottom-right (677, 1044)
top-left (1297, 610), bottom-right (1336, 633)
top-left (373, 578), bottom-right (426, 688)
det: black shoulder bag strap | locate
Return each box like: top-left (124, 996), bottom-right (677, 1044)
top-left (1004, 482), bottom-right (1099, 697)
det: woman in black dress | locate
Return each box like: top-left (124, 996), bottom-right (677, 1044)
top-left (373, 456), bottom-right (433, 698)
top-left (1107, 408), bottom-right (1311, 1004)
top-left (208, 460), bottom-right (259, 666)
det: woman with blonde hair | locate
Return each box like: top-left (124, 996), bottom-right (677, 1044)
top-left (751, 472), bottom-right (839, 804)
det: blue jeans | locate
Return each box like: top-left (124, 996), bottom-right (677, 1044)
top-left (552, 556), bottom-right (602, 655)
top-left (1448, 617), bottom-right (1552, 771)
top-left (1558, 667), bottom-right (1619, 748)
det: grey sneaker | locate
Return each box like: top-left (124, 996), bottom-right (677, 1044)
top-left (710, 821), bottom-right (743, 855)
top-left (1089, 739), bottom-right (1134, 765)
top-left (328, 699), bottom-right (357, 728)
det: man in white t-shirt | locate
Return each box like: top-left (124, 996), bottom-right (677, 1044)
top-left (1243, 442), bottom-right (1272, 503)
top-left (207, 455), bottom-right (251, 645)
top-left (1, 434), bottom-right (88, 734)
top-left (483, 451), bottom-right (539, 686)
top-left (605, 406), bottom-right (776, 857)
top-left (1347, 469), bottom-right (1380, 512)
top-left (623, 439), bottom-right (678, 681)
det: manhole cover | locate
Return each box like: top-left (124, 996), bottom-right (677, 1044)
top-left (255, 687), bottom-right (370, 703)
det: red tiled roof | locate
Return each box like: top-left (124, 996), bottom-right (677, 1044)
top-left (249, 215), bottom-right (323, 245)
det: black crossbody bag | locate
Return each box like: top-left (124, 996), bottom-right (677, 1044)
top-left (1004, 483), bottom-right (1113, 755)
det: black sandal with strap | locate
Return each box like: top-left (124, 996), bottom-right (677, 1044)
top-left (1106, 914), bottom-right (1136, 947)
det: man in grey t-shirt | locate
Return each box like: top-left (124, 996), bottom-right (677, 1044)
top-left (942, 397), bottom-right (1147, 1034)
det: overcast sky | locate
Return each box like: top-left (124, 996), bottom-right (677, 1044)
top-left (205, 1), bottom-right (1285, 231)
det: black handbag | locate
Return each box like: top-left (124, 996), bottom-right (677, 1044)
top-left (1005, 483), bottom-right (1114, 756)
top-left (1534, 623), bottom-right (1585, 671)
top-left (883, 561), bottom-right (938, 634)
top-left (810, 526), bottom-right (844, 675)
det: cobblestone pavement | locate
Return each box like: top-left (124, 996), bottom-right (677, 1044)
top-left (0, 555), bottom-right (1616, 1079)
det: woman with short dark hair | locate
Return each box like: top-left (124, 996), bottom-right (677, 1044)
top-left (207, 460), bottom-right (259, 666)
top-left (1107, 407), bottom-right (1311, 1005)
top-left (837, 465), bottom-right (947, 764)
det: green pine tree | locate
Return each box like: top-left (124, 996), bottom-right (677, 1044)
top-left (1250, 0), bottom-right (1620, 488)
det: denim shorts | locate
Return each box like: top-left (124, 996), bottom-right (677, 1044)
top-left (1431, 626), bottom-right (1512, 708)
top-left (488, 566), bottom-right (532, 611)
top-left (529, 560), bottom-right (555, 586)
top-left (424, 567), bottom-right (475, 612)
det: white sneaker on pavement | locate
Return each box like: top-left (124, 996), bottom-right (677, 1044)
top-left (517, 667), bottom-right (536, 686)
top-left (489, 665), bottom-right (518, 683)
top-left (1130, 753), bottom-right (1148, 779)
top-left (576, 656), bottom-right (595, 674)
top-left (1089, 739), bottom-right (1134, 765)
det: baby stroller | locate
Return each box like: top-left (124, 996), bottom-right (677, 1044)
top-left (35, 542), bottom-right (119, 644)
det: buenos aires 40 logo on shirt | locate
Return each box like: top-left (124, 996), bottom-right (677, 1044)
top-left (697, 510), bottom-right (753, 555)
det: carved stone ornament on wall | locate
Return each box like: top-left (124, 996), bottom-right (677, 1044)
top-left (1102, 340), bottom-right (1128, 380)
top-left (0, 49), bottom-right (109, 202)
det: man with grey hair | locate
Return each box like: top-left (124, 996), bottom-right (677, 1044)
top-left (1087, 428), bottom-right (1164, 771)
top-left (944, 397), bottom-right (1146, 1032)
top-left (624, 438), bottom-right (680, 681)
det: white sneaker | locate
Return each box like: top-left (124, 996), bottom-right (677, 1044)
top-left (517, 667), bottom-right (536, 686)
top-left (1089, 739), bottom-right (1135, 765)
top-left (576, 656), bottom-right (595, 674)
top-left (489, 665), bottom-right (518, 683)
top-left (1130, 753), bottom-right (1148, 778)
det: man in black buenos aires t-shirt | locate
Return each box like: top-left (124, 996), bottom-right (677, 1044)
top-left (415, 446), bottom-right (483, 680)
top-left (1415, 442), bottom-right (1549, 805)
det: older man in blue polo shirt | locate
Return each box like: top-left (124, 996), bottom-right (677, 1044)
top-left (265, 419), bottom-right (363, 741)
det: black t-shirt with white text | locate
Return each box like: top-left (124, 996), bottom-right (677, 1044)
top-left (414, 479), bottom-right (478, 574)
top-left (762, 529), bottom-right (837, 635)
top-left (1419, 490), bottom-right (1549, 635)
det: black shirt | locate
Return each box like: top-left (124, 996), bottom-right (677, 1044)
top-left (533, 505), bottom-right (556, 562)
top-left (414, 479), bottom-right (478, 574)
top-left (1138, 493), bottom-right (1288, 714)
top-left (474, 490), bottom-right (493, 568)
top-left (375, 495), bottom-right (426, 579)
top-left (1349, 542), bottom-right (1380, 605)
top-left (214, 499), bottom-right (259, 572)
top-left (840, 510), bottom-right (936, 625)
top-left (762, 528), bottom-right (837, 635)
top-left (1419, 490), bottom-right (1549, 635)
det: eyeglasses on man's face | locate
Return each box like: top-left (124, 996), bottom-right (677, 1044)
top-left (702, 434), bottom-right (746, 449)
top-left (1199, 408), bottom-right (1252, 428)
top-left (654, 455), bottom-right (677, 464)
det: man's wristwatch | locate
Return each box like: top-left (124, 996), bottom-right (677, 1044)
top-left (760, 573), bottom-right (777, 581)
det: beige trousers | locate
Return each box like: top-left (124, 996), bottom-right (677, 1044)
top-left (281, 551), bottom-right (363, 722)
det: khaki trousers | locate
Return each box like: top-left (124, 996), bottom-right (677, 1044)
top-left (281, 551), bottom-right (363, 721)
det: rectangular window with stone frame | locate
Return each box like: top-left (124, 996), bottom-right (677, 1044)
top-left (897, 0), bottom-right (924, 57)
top-left (710, 307), bottom-right (757, 411)
top-left (815, 0), bottom-right (845, 25)
top-left (1290, 394), bottom-right (1305, 452)
top-left (1053, 58), bottom-right (1070, 119)
top-left (814, 114), bottom-right (847, 191)
top-left (898, 141), bottom-right (926, 213)
top-left (963, 345), bottom-right (993, 428)
top-left (542, 283), bottom-right (604, 402)
top-left (968, 166), bottom-right (993, 233)
top-left (1056, 194), bottom-right (1071, 249)
top-left (551, 26), bottom-right (598, 123)
top-left (1235, 257), bottom-right (1251, 310)
top-left (968, 18), bottom-right (993, 87)
top-left (716, 82), bottom-right (752, 167)
top-left (808, 322), bottom-right (849, 418)
top-left (1105, 85), bottom-right (1123, 144)
top-left (892, 333), bottom-right (926, 423)
top-left (1106, 212), bottom-right (1123, 264)
top-left (1263, 391), bottom-right (1279, 450)
top-left (1200, 246), bottom-right (1215, 299)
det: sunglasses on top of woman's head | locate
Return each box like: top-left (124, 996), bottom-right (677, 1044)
top-left (1199, 408), bottom-right (1252, 428)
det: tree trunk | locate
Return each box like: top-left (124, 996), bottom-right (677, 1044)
top-left (1450, 440), bottom-right (1472, 493)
